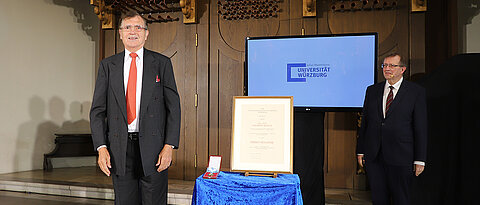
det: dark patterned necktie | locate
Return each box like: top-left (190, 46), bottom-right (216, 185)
top-left (385, 86), bottom-right (394, 114)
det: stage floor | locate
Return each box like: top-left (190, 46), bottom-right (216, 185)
top-left (0, 166), bottom-right (371, 204)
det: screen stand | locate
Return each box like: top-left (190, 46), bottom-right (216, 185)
top-left (294, 111), bottom-right (325, 205)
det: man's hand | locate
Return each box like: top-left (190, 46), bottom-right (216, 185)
top-left (414, 164), bottom-right (425, 176)
top-left (156, 145), bottom-right (173, 172)
top-left (97, 147), bottom-right (111, 176)
top-left (357, 155), bottom-right (365, 167)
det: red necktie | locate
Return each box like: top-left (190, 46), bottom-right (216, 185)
top-left (385, 86), bottom-right (394, 114)
top-left (126, 53), bottom-right (137, 124)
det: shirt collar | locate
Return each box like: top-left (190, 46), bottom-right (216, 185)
top-left (124, 47), bottom-right (144, 61)
top-left (385, 77), bottom-right (403, 90)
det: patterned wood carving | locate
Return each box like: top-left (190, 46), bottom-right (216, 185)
top-left (327, 10), bottom-right (396, 43)
top-left (218, 19), bottom-right (281, 52)
top-left (144, 14), bottom-right (180, 54)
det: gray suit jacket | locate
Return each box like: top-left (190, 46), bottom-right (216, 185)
top-left (90, 49), bottom-right (181, 176)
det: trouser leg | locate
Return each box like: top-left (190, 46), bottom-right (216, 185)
top-left (365, 152), bottom-right (390, 205)
top-left (140, 169), bottom-right (168, 205)
top-left (112, 139), bottom-right (143, 205)
top-left (385, 164), bottom-right (413, 205)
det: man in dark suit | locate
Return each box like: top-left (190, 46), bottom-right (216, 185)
top-left (90, 11), bottom-right (180, 205)
top-left (356, 53), bottom-right (427, 205)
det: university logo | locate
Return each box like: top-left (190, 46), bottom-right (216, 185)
top-left (287, 63), bottom-right (331, 82)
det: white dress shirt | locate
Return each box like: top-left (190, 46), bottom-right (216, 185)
top-left (96, 48), bottom-right (144, 151)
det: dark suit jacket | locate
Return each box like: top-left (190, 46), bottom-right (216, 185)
top-left (357, 80), bottom-right (427, 166)
top-left (90, 49), bottom-right (181, 176)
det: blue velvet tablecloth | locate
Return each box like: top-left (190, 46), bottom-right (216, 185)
top-left (192, 172), bottom-right (303, 205)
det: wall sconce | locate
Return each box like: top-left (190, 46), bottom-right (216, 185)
top-left (303, 0), bottom-right (316, 17)
top-left (180, 0), bottom-right (197, 23)
top-left (90, 0), bottom-right (115, 29)
top-left (411, 0), bottom-right (427, 12)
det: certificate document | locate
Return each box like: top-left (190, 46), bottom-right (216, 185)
top-left (231, 96), bottom-right (293, 173)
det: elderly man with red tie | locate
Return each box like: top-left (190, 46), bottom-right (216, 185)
top-left (90, 11), bottom-right (180, 205)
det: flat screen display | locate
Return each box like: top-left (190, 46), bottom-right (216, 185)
top-left (245, 33), bottom-right (377, 111)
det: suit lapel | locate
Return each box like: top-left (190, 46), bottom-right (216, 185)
top-left (376, 82), bottom-right (385, 120)
top-left (139, 49), bottom-right (156, 120)
top-left (385, 80), bottom-right (409, 119)
top-left (111, 52), bottom-right (128, 124)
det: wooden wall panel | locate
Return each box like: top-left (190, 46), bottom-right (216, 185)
top-left (194, 0), bottom-right (210, 180)
top-left (327, 10), bottom-right (396, 42)
top-left (324, 112), bottom-right (357, 188)
top-left (288, 0), bottom-right (304, 35)
top-left (209, 0), bottom-right (290, 170)
top-left (410, 12), bottom-right (426, 77)
top-left (217, 50), bottom-right (243, 169)
top-left (181, 23), bottom-right (197, 180)
top-left (145, 14), bottom-right (190, 180)
top-left (103, 30), bottom-right (116, 60)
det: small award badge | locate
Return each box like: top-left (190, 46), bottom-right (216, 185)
top-left (203, 155), bottom-right (222, 179)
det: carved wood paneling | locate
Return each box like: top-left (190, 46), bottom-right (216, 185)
top-left (104, 30), bottom-right (116, 59)
top-left (327, 10), bottom-right (396, 43)
top-left (195, 15), bottom-right (209, 178)
top-left (217, 50), bottom-right (242, 169)
top-left (144, 19), bottom-right (179, 54)
top-left (146, 18), bottom-right (189, 180)
top-left (219, 20), bottom-right (281, 51)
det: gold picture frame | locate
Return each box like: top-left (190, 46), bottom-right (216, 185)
top-left (230, 96), bottom-right (294, 174)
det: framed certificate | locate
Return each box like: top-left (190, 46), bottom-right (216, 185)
top-left (231, 96), bottom-right (294, 174)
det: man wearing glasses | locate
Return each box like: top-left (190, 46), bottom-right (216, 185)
top-left (356, 53), bottom-right (427, 205)
top-left (90, 11), bottom-right (180, 205)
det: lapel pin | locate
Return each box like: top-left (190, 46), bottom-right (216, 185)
top-left (156, 75), bottom-right (160, 83)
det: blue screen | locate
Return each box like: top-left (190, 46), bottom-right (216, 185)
top-left (246, 34), bottom-right (376, 108)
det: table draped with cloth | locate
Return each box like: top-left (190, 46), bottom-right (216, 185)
top-left (192, 171), bottom-right (303, 205)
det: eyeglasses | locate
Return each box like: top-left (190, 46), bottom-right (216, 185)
top-left (120, 25), bottom-right (147, 32)
top-left (381, 63), bottom-right (404, 69)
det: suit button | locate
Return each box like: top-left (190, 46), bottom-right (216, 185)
top-left (381, 122), bottom-right (384, 126)
top-left (149, 114), bottom-right (154, 118)
top-left (114, 133), bottom-right (118, 137)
